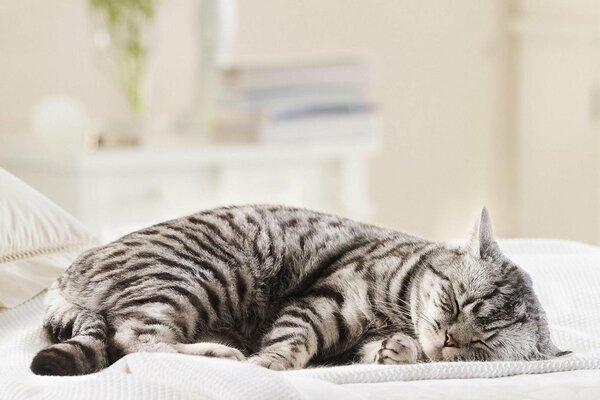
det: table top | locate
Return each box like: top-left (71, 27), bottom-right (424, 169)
top-left (0, 135), bottom-right (379, 172)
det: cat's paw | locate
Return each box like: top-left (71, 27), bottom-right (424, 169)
top-left (374, 333), bottom-right (419, 365)
top-left (174, 342), bottom-right (246, 361)
top-left (247, 353), bottom-right (294, 371)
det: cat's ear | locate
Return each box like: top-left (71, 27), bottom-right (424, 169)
top-left (466, 208), bottom-right (500, 258)
top-left (535, 339), bottom-right (572, 359)
top-left (533, 322), bottom-right (573, 359)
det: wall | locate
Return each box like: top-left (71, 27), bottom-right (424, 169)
top-left (513, 0), bottom-right (600, 244)
top-left (0, 0), bottom-right (515, 240)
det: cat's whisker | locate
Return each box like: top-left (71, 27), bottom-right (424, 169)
top-left (370, 298), bottom-right (435, 332)
top-left (369, 288), bottom-right (437, 328)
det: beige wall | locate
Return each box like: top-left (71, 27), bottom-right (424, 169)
top-left (513, 0), bottom-right (600, 245)
top-left (0, 0), bottom-right (515, 240)
top-left (232, 1), bottom-right (515, 239)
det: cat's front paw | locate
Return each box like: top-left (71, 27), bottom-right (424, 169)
top-left (374, 333), bottom-right (419, 365)
top-left (247, 353), bottom-right (294, 371)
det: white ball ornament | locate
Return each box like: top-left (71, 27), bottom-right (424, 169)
top-left (31, 96), bottom-right (88, 144)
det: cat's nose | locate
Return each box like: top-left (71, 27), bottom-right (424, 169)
top-left (445, 333), bottom-right (458, 347)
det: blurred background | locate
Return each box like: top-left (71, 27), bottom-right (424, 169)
top-left (0, 0), bottom-right (598, 244)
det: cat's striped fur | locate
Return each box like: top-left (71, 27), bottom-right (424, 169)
top-left (31, 205), bottom-right (567, 375)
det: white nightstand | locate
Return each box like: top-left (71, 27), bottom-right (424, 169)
top-left (0, 139), bottom-right (378, 239)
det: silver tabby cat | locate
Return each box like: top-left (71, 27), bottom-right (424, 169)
top-left (31, 205), bottom-right (568, 375)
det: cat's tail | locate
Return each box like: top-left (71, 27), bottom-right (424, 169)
top-left (30, 286), bottom-right (108, 376)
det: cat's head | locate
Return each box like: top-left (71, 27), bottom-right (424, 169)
top-left (414, 208), bottom-right (570, 362)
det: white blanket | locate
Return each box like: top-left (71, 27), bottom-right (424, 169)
top-left (1, 239), bottom-right (600, 399)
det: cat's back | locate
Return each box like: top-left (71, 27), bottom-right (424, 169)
top-left (133, 204), bottom-right (392, 260)
top-left (58, 205), bottom-right (411, 304)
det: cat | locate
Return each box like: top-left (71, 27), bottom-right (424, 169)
top-left (31, 205), bottom-right (568, 376)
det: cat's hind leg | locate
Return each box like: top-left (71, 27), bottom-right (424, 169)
top-left (174, 342), bottom-right (246, 361)
top-left (112, 322), bottom-right (246, 361)
top-left (110, 317), bottom-right (179, 359)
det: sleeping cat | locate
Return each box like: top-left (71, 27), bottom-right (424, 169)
top-left (31, 205), bottom-right (567, 375)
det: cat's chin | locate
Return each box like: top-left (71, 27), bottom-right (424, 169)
top-left (424, 352), bottom-right (442, 362)
top-left (419, 340), bottom-right (443, 362)
top-left (424, 349), bottom-right (464, 362)
top-left (420, 342), bottom-right (463, 362)
top-left (440, 346), bottom-right (462, 361)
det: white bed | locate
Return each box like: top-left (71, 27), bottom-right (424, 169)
top-left (1, 238), bottom-right (600, 400)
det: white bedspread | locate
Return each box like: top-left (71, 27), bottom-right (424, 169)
top-left (1, 239), bottom-right (600, 399)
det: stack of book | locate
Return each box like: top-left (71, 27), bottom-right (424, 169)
top-left (215, 57), bottom-right (378, 144)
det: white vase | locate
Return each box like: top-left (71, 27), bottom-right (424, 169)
top-left (178, 0), bottom-right (238, 139)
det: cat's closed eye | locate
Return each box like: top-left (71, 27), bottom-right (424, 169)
top-left (470, 340), bottom-right (492, 350)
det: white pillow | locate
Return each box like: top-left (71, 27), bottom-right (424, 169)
top-left (0, 168), bottom-right (98, 308)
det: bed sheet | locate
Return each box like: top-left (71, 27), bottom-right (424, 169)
top-left (296, 370), bottom-right (600, 400)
